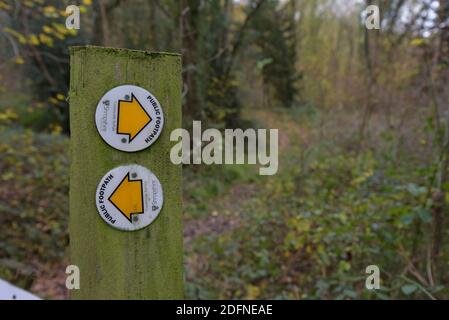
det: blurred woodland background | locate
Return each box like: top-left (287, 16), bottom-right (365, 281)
top-left (1, 0), bottom-right (449, 299)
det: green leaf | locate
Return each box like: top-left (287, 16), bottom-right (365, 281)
top-left (401, 284), bottom-right (418, 295)
top-left (417, 208), bottom-right (432, 223)
top-left (400, 213), bottom-right (415, 225)
top-left (406, 183), bottom-right (426, 197)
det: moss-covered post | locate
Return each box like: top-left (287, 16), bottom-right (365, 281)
top-left (69, 46), bottom-right (183, 299)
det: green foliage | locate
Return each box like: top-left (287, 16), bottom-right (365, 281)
top-left (0, 0), bottom-right (92, 132)
top-left (0, 126), bottom-right (68, 286)
top-left (186, 147), bottom-right (446, 299)
top-left (184, 0), bottom-right (243, 127)
top-left (250, 0), bottom-right (301, 108)
top-left (185, 108), bottom-right (449, 300)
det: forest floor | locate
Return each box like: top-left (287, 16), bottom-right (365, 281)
top-left (182, 108), bottom-right (312, 299)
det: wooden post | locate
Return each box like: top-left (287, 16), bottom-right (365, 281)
top-left (69, 46), bottom-right (183, 299)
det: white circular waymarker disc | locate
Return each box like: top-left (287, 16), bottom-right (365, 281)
top-left (95, 165), bottom-right (163, 231)
top-left (95, 85), bottom-right (164, 152)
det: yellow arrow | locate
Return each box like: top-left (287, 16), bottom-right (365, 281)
top-left (117, 93), bottom-right (151, 142)
top-left (109, 173), bottom-right (144, 222)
